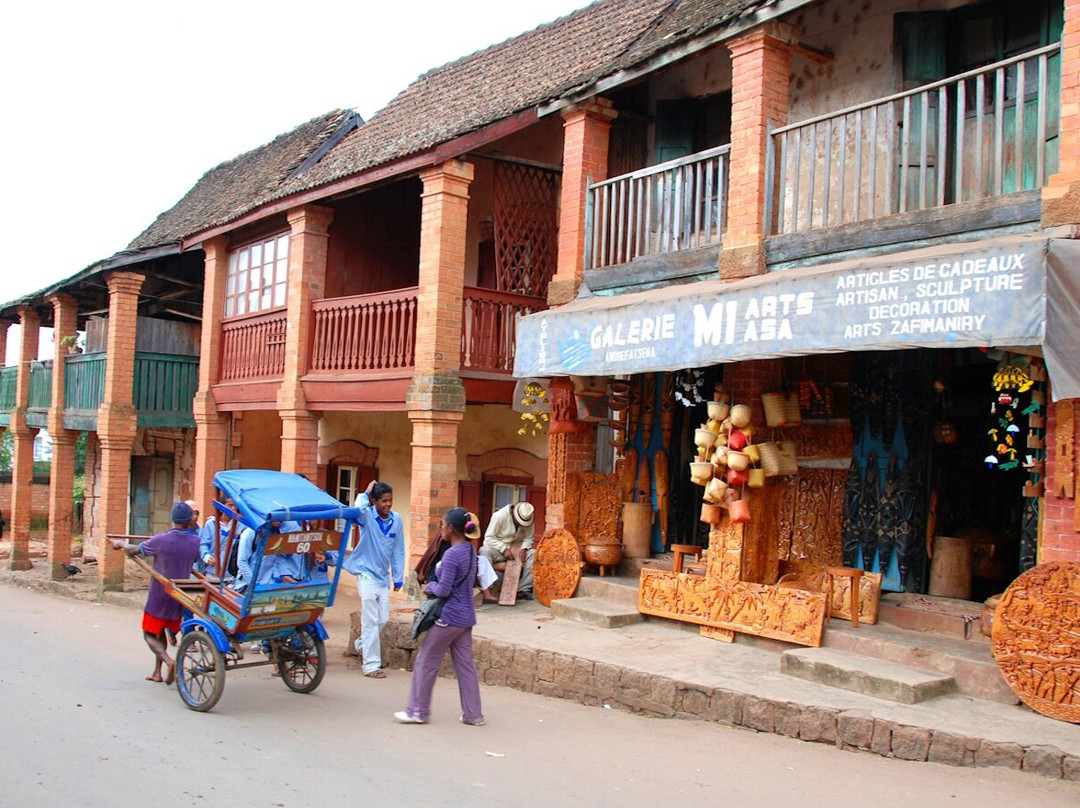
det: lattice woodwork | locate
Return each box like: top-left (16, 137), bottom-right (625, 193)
top-left (638, 569), bottom-right (826, 646)
top-left (1054, 400), bottom-right (1076, 499)
top-left (992, 561), bottom-right (1080, 722)
top-left (493, 160), bottom-right (557, 298)
top-left (534, 529), bottom-right (583, 608)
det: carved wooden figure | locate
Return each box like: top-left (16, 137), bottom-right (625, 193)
top-left (660, 372), bottom-right (675, 447)
top-left (641, 372), bottom-right (657, 447)
top-left (654, 449), bottom-right (670, 548)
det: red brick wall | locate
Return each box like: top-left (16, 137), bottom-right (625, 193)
top-left (1040, 399), bottom-right (1080, 562)
top-left (0, 481), bottom-right (51, 524)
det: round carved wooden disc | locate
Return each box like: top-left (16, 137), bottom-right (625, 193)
top-left (992, 561), bottom-right (1080, 723)
top-left (534, 528), bottom-right (582, 608)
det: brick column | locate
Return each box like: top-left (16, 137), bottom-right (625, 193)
top-left (406, 160), bottom-right (473, 569)
top-left (8, 306), bottom-right (40, 570)
top-left (550, 98), bottom-right (617, 306)
top-left (46, 294), bottom-right (79, 580)
top-left (1044, 0), bottom-right (1080, 226)
top-left (721, 22), bottom-right (798, 279)
top-left (278, 205), bottom-right (333, 477)
top-left (97, 272), bottom-right (143, 590)
top-left (193, 236), bottom-right (231, 515)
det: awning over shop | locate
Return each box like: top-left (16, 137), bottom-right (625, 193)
top-left (515, 235), bottom-right (1080, 400)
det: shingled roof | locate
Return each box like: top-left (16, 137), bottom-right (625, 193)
top-left (127, 109), bottom-right (359, 252)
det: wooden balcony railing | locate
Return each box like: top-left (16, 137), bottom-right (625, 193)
top-left (310, 288), bottom-right (418, 372)
top-left (63, 353), bottom-right (106, 416)
top-left (133, 353), bottom-right (199, 427)
top-left (28, 360), bottom-right (52, 412)
top-left (768, 44), bottom-right (1060, 235)
top-left (585, 145), bottom-right (730, 270)
top-left (0, 366), bottom-right (15, 413)
top-left (220, 310), bottom-right (287, 381)
top-left (462, 288), bottom-right (546, 373)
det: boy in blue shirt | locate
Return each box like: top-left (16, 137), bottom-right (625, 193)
top-left (326, 480), bottom-right (404, 678)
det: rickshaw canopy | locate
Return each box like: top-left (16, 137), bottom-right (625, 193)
top-left (213, 469), bottom-right (360, 530)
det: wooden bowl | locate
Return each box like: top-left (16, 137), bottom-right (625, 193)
top-left (583, 543), bottom-right (623, 567)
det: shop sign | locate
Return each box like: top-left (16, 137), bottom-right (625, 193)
top-left (515, 239), bottom-right (1048, 378)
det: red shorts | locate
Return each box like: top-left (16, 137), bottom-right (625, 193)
top-left (142, 612), bottom-right (181, 636)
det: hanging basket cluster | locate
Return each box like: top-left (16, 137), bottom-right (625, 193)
top-left (687, 385), bottom-right (765, 525)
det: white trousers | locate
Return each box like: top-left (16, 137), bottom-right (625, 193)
top-left (357, 574), bottom-right (390, 673)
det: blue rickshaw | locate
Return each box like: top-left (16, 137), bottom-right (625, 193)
top-left (132, 470), bottom-right (359, 711)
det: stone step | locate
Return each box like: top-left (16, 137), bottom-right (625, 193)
top-left (823, 620), bottom-right (1016, 704)
top-left (575, 575), bottom-right (641, 607)
top-left (781, 646), bottom-right (957, 704)
top-left (878, 592), bottom-right (986, 641)
top-left (550, 596), bottom-right (644, 628)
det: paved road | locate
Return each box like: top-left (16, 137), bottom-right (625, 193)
top-left (2, 585), bottom-right (1077, 808)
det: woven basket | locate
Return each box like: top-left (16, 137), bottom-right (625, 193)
top-left (759, 441), bottom-right (799, 477)
top-left (762, 391), bottom-right (802, 427)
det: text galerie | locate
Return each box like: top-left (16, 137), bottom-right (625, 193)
top-left (589, 293), bottom-right (815, 351)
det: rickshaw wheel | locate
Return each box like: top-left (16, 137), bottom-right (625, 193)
top-left (276, 628), bottom-right (326, 694)
top-left (176, 630), bottom-right (226, 712)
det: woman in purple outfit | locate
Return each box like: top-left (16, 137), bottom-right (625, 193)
top-left (395, 507), bottom-right (484, 726)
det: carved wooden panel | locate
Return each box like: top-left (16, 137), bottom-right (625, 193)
top-left (1054, 400), bottom-right (1075, 499)
top-left (549, 433), bottom-right (568, 505)
top-left (705, 521), bottom-right (743, 583)
top-left (534, 529), bottom-right (583, 608)
top-left (828, 570), bottom-right (883, 624)
top-left (791, 469), bottom-right (833, 564)
top-left (638, 569), bottom-right (826, 647)
top-left (563, 472), bottom-right (581, 539)
top-left (791, 424), bottom-right (852, 459)
top-left (700, 625), bottom-right (736, 643)
top-left (992, 561), bottom-right (1080, 723)
top-left (744, 483), bottom-right (783, 584)
top-left (619, 448), bottom-right (638, 504)
top-left (579, 472), bottom-right (620, 544)
top-left (776, 474), bottom-right (797, 561)
top-left (825, 468), bottom-right (847, 566)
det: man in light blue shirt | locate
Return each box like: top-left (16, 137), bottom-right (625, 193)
top-left (326, 480), bottom-right (404, 677)
top-left (234, 519), bottom-right (301, 593)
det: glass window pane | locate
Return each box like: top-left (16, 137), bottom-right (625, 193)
top-left (263, 239), bottom-right (274, 264)
top-left (263, 264), bottom-right (274, 288)
top-left (274, 282), bottom-right (287, 307)
top-left (236, 269), bottom-right (247, 293)
top-left (226, 274), bottom-right (235, 296)
top-left (277, 234), bottom-right (290, 258)
top-left (224, 297), bottom-right (234, 318)
top-left (236, 295), bottom-right (247, 315)
top-left (228, 252), bottom-right (238, 273)
top-left (238, 250), bottom-right (249, 272)
top-left (277, 257), bottom-right (288, 283)
top-left (248, 291), bottom-right (259, 311)
top-left (261, 288), bottom-right (272, 309)
top-left (251, 243), bottom-right (262, 267)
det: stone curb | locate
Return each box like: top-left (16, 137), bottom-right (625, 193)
top-left (377, 617), bottom-right (1079, 781)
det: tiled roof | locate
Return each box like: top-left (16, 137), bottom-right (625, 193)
top-left (136, 0), bottom-right (793, 245)
top-left (127, 109), bottom-right (357, 251)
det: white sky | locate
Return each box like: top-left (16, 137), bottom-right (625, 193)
top-left (0, 0), bottom-right (590, 364)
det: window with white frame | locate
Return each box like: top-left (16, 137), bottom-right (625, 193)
top-left (224, 233), bottom-right (290, 318)
top-left (492, 483), bottom-right (527, 512)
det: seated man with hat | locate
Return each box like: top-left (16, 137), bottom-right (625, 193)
top-left (479, 501), bottom-right (536, 601)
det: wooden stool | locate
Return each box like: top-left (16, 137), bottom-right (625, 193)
top-left (825, 566), bottom-right (864, 628)
top-left (671, 544), bottom-right (704, 574)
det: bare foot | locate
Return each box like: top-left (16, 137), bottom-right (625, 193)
top-left (164, 661), bottom-right (176, 685)
top-left (145, 674), bottom-right (163, 683)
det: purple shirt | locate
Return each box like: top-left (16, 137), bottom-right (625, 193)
top-left (424, 542), bottom-right (476, 628)
top-left (140, 528), bottom-right (201, 620)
